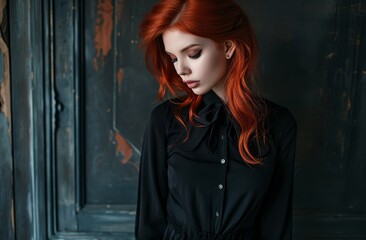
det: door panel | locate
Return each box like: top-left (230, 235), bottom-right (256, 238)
top-left (51, 0), bottom-right (157, 238)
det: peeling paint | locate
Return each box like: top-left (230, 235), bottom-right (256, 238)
top-left (0, 38), bottom-right (10, 122)
top-left (117, 0), bottom-right (123, 21)
top-left (0, 0), bottom-right (11, 142)
top-left (116, 68), bottom-right (124, 93)
top-left (0, 85), bottom-right (3, 112)
top-left (93, 0), bottom-right (113, 70)
top-left (112, 130), bottom-right (133, 164)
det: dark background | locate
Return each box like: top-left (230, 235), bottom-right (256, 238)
top-left (1, 0), bottom-right (365, 239)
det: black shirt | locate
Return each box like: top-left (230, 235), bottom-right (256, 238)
top-left (135, 90), bottom-right (297, 240)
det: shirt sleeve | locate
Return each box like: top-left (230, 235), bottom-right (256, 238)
top-left (135, 104), bottom-right (168, 239)
top-left (256, 110), bottom-right (297, 240)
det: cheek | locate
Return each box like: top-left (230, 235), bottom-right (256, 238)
top-left (203, 55), bottom-right (227, 79)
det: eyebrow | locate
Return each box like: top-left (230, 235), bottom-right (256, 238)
top-left (166, 44), bottom-right (201, 55)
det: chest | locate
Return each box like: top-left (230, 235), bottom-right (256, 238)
top-left (166, 123), bottom-right (278, 199)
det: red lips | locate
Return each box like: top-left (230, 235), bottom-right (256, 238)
top-left (184, 80), bottom-right (200, 89)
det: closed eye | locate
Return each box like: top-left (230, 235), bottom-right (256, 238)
top-left (189, 50), bottom-right (202, 59)
top-left (168, 49), bottom-right (201, 63)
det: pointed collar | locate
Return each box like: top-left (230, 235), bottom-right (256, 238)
top-left (195, 90), bottom-right (241, 138)
top-left (194, 90), bottom-right (227, 126)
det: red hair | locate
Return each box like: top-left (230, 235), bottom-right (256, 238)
top-left (139, 0), bottom-right (267, 165)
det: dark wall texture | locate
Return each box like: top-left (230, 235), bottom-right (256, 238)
top-left (1, 0), bottom-right (365, 239)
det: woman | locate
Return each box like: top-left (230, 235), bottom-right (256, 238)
top-left (135, 0), bottom-right (297, 239)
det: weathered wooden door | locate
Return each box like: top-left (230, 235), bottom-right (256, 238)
top-left (4, 0), bottom-right (366, 239)
top-left (9, 0), bottom-right (158, 239)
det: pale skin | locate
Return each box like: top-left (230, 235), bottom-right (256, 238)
top-left (162, 29), bottom-right (236, 101)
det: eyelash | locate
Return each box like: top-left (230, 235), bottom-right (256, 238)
top-left (190, 50), bottom-right (202, 59)
top-left (170, 50), bottom-right (202, 63)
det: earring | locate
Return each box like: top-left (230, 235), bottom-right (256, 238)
top-left (226, 54), bottom-right (231, 59)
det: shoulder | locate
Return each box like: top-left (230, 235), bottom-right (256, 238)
top-left (264, 99), bottom-right (297, 140)
top-left (148, 97), bottom-right (185, 128)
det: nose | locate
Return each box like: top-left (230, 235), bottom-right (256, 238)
top-left (176, 60), bottom-right (191, 76)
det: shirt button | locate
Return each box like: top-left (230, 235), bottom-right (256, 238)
top-left (218, 184), bottom-right (224, 190)
top-left (220, 159), bottom-right (226, 164)
top-left (215, 211), bottom-right (220, 217)
top-left (220, 135), bottom-right (225, 140)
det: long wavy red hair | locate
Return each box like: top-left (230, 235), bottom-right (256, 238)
top-left (139, 0), bottom-right (267, 165)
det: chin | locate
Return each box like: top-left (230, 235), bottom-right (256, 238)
top-left (191, 88), bottom-right (210, 96)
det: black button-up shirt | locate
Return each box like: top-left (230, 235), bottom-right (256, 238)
top-left (135, 90), bottom-right (297, 239)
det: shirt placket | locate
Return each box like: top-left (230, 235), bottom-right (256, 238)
top-left (214, 123), bottom-right (229, 233)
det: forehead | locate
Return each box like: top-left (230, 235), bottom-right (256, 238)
top-left (162, 29), bottom-right (214, 53)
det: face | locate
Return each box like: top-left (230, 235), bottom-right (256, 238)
top-left (162, 29), bottom-right (228, 98)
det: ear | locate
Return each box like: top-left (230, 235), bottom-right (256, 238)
top-left (224, 40), bottom-right (236, 59)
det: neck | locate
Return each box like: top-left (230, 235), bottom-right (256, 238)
top-left (212, 87), bottom-right (227, 103)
